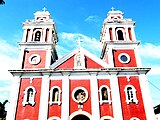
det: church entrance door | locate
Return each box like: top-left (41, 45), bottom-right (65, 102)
top-left (71, 114), bottom-right (90, 120)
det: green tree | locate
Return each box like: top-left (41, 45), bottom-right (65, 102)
top-left (0, 0), bottom-right (5, 5)
top-left (0, 100), bottom-right (8, 120)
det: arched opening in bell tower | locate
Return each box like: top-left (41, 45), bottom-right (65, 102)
top-left (117, 30), bottom-right (124, 40)
top-left (71, 114), bottom-right (90, 120)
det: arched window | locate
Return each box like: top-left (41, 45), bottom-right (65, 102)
top-left (49, 86), bottom-right (61, 105)
top-left (130, 117), bottom-right (140, 120)
top-left (34, 31), bottom-right (41, 41)
top-left (124, 85), bottom-right (138, 104)
top-left (22, 86), bottom-right (36, 106)
top-left (116, 28), bottom-right (125, 40)
top-left (99, 85), bottom-right (111, 104)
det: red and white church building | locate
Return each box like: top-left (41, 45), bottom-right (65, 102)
top-left (6, 8), bottom-right (155, 120)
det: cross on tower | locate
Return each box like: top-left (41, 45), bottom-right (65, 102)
top-left (42, 7), bottom-right (47, 12)
top-left (111, 7), bottom-right (115, 11)
top-left (76, 37), bottom-right (83, 48)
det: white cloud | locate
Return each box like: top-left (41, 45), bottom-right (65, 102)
top-left (85, 15), bottom-right (100, 23)
top-left (140, 43), bottom-right (160, 59)
top-left (58, 32), bottom-right (101, 57)
top-left (0, 39), bottom-right (19, 81)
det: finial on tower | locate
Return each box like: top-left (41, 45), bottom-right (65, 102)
top-left (42, 7), bottom-right (47, 12)
top-left (76, 37), bottom-right (83, 48)
top-left (111, 7), bottom-right (115, 11)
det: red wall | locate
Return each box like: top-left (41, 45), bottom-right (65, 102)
top-left (48, 80), bottom-right (62, 118)
top-left (98, 79), bottom-right (113, 118)
top-left (16, 78), bottom-right (42, 120)
top-left (70, 80), bottom-right (91, 115)
top-left (23, 50), bottom-right (46, 69)
top-left (118, 76), bottom-right (146, 120)
top-left (57, 55), bottom-right (103, 69)
top-left (113, 49), bottom-right (137, 67)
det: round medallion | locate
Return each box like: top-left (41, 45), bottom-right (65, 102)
top-left (118, 53), bottom-right (130, 63)
top-left (72, 87), bottom-right (88, 103)
top-left (29, 54), bottom-right (41, 65)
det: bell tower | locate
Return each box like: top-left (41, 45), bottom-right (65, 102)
top-left (19, 8), bottom-right (58, 69)
top-left (100, 8), bottom-right (141, 68)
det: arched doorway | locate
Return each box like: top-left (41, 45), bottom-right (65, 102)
top-left (72, 114), bottom-right (90, 120)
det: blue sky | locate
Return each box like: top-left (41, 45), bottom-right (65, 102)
top-left (0, 0), bottom-right (160, 107)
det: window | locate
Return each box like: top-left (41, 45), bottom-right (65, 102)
top-left (118, 53), bottom-right (130, 64)
top-left (99, 85), bottom-right (111, 104)
top-left (72, 87), bottom-right (88, 103)
top-left (34, 31), bottom-right (41, 41)
top-left (22, 86), bottom-right (36, 106)
top-left (49, 86), bottom-right (61, 105)
top-left (124, 85), bottom-right (138, 104)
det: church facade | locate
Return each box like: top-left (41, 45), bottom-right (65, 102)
top-left (6, 8), bottom-right (155, 120)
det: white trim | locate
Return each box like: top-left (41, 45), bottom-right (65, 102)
top-left (49, 86), bottom-right (61, 105)
top-left (69, 110), bottom-right (91, 120)
top-left (72, 87), bottom-right (88, 103)
top-left (99, 85), bottom-right (112, 104)
top-left (118, 53), bottom-right (130, 64)
top-left (51, 47), bottom-right (109, 69)
top-left (124, 85), bottom-right (138, 104)
top-left (100, 116), bottom-right (114, 120)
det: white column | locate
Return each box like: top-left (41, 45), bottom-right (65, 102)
top-left (38, 74), bottom-right (50, 120)
top-left (42, 28), bottom-right (47, 42)
top-left (131, 27), bottom-right (136, 40)
top-left (6, 74), bottom-right (21, 120)
top-left (22, 28), bottom-right (27, 42)
top-left (90, 73), bottom-right (100, 120)
top-left (28, 29), bottom-right (33, 42)
top-left (45, 47), bottom-right (52, 68)
top-left (108, 47), bottom-right (114, 67)
top-left (139, 75), bottom-right (156, 120)
top-left (125, 27), bottom-right (130, 41)
top-left (110, 75), bottom-right (123, 120)
top-left (105, 27), bottom-right (110, 41)
top-left (48, 29), bottom-right (52, 42)
top-left (112, 27), bottom-right (116, 40)
top-left (18, 47), bottom-right (25, 69)
top-left (134, 47), bottom-right (142, 67)
top-left (61, 73), bottom-right (70, 120)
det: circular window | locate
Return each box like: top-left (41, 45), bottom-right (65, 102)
top-left (29, 54), bottom-right (41, 65)
top-left (72, 87), bottom-right (88, 103)
top-left (118, 53), bottom-right (130, 63)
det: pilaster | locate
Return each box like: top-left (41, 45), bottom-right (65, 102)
top-left (38, 74), bottom-right (50, 120)
top-left (139, 75), bottom-right (156, 120)
top-left (110, 75), bottom-right (123, 120)
top-left (90, 72), bottom-right (100, 120)
top-left (61, 73), bottom-right (70, 120)
top-left (6, 74), bottom-right (21, 120)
